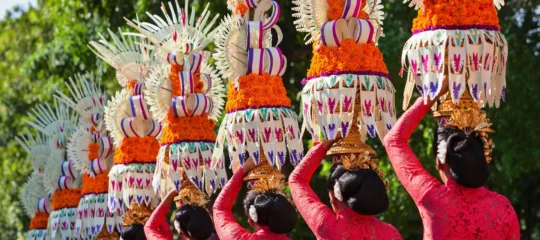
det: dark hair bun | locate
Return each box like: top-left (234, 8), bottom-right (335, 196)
top-left (243, 190), bottom-right (297, 234)
top-left (121, 223), bottom-right (147, 240)
top-left (175, 205), bottom-right (214, 240)
top-left (327, 165), bottom-right (389, 215)
top-left (435, 126), bottom-right (489, 188)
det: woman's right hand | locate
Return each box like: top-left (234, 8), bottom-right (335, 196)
top-left (322, 132), bottom-right (342, 149)
top-left (242, 158), bottom-right (256, 177)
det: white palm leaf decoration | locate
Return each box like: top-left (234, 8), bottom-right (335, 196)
top-left (125, 0), bottom-right (220, 55)
top-left (144, 63), bottom-right (172, 123)
top-left (213, 15), bottom-right (247, 81)
top-left (89, 28), bottom-right (152, 87)
top-left (364, 0), bottom-right (385, 25)
top-left (403, 0), bottom-right (423, 10)
top-left (292, 0), bottom-right (329, 44)
top-left (43, 149), bottom-right (65, 193)
top-left (25, 100), bottom-right (77, 138)
top-left (493, 0), bottom-right (504, 10)
top-left (145, 56), bottom-right (225, 122)
top-left (21, 173), bottom-right (50, 218)
top-left (55, 73), bottom-right (105, 121)
top-left (104, 89), bottom-right (129, 146)
top-left (15, 129), bottom-right (50, 172)
top-left (67, 123), bottom-right (95, 176)
top-left (201, 60), bottom-right (226, 121)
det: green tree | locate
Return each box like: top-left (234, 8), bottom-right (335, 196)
top-left (0, 0), bottom-right (538, 239)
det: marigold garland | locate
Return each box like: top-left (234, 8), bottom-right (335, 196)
top-left (81, 171), bottom-right (110, 195)
top-left (235, 3), bottom-right (248, 16)
top-left (327, 0), bottom-right (368, 20)
top-left (29, 212), bottom-right (49, 230)
top-left (161, 114), bottom-right (216, 144)
top-left (225, 73), bottom-right (291, 112)
top-left (307, 39), bottom-right (388, 78)
top-left (411, 0), bottom-right (500, 32)
top-left (88, 142), bottom-right (99, 160)
top-left (51, 188), bottom-right (82, 210)
top-left (114, 136), bottom-right (160, 164)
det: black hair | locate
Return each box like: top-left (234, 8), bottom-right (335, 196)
top-left (121, 223), bottom-right (147, 240)
top-left (174, 205), bottom-right (214, 240)
top-left (327, 164), bottom-right (389, 215)
top-left (434, 126), bottom-right (489, 188)
top-left (242, 190), bottom-right (297, 234)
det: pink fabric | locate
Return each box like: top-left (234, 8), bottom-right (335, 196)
top-left (144, 198), bottom-right (174, 240)
top-left (289, 143), bottom-right (402, 240)
top-left (383, 97), bottom-right (520, 240)
top-left (213, 169), bottom-right (290, 240)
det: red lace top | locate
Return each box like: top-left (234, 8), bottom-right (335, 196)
top-left (213, 169), bottom-right (291, 240)
top-left (289, 144), bottom-right (402, 240)
top-left (383, 97), bottom-right (520, 239)
top-left (144, 198), bottom-right (174, 240)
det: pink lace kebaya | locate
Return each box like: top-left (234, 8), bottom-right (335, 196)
top-left (289, 143), bottom-right (402, 240)
top-left (213, 169), bottom-right (291, 240)
top-left (383, 97), bottom-right (520, 240)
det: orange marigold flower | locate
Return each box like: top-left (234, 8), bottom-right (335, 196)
top-left (327, 0), bottom-right (368, 20)
top-left (225, 73), bottom-right (291, 112)
top-left (161, 115), bottom-right (216, 144)
top-left (307, 39), bottom-right (388, 77)
top-left (411, 0), bottom-right (500, 32)
top-left (88, 152), bottom-right (99, 161)
top-left (114, 136), bottom-right (160, 164)
top-left (52, 188), bottom-right (81, 210)
top-left (89, 143), bottom-right (99, 152)
top-left (81, 172), bottom-right (110, 195)
top-left (29, 212), bottom-right (49, 230)
top-left (235, 3), bottom-right (248, 16)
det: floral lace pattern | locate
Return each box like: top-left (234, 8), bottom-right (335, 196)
top-left (289, 144), bottom-right (402, 240)
top-left (383, 98), bottom-right (520, 240)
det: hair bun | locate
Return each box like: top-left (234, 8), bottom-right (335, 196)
top-left (175, 205), bottom-right (213, 240)
top-left (339, 169), bottom-right (389, 215)
top-left (120, 223), bottom-right (147, 240)
top-left (244, 191), bottom-right (297, 234)
top-left (437, 126), bottom-right (489, 188)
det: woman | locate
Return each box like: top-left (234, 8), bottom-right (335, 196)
top-left (144, 190), bottom-right (214, 240)
top-left (288, 140), bottom-right (401, 240)
top-left (383, 96), bottom-right (520, 239)
top-left (213, 159), bottom-right (297, 240)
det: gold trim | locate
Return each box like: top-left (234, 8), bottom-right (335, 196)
top-left (243, 146), bottom-right (286, 193)
top-left (174, 177), bottom-right (209, 208)
top-left (122, 202), bottom-right (153, 226)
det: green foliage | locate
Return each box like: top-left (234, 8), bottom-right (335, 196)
top-left (0, 0), bottom-right (539, 239)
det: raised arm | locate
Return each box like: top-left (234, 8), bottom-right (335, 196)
top-left (213, 169), bottom-right (252, 240)
top-left (144, 190), bottom-right (175, 240)
top-left (383, 97), bottom-right (441, 203)
top-left (288, 143), bottom-right (337, 238)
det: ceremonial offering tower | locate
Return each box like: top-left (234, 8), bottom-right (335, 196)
top-left (293, 0), bottom-right (395, 176)
top-left (25, 101), bottom-right (80, 240)
top-left (212, 0), bottom-right (304, 187)
top-left (125, 0), bottom-right (226, 203)
top-left (90, 29), bottom-right (161, 231)
top-left (17, 131), bottom-right (52, 240)
top-left (56, 74), bottom-right (121, 239)
top-left (399, 0), bottom-right (507, 160)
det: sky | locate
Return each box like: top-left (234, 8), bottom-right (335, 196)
top-left (0, 0), bottom-right (37, 19)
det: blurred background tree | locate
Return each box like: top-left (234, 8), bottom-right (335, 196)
top-left (0, 0), bottom-right (538, 239)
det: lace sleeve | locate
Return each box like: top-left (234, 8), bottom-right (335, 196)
top-left (289, 143), bottom-right (337, 238)
top-left (213, 169), bottom-right (252, 240)
top-left (144, 194), bottom-right (173, 240)
top-left (383, 97), bottom-right (442, 203)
